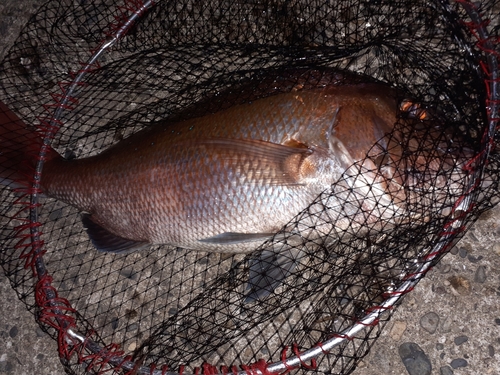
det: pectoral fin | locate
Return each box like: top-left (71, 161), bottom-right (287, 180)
top-left (82, 214), bottom-right (150, 254)
top-left (192, 138), bottom-right (312, 186)
top-left (245, 246), bottom-right (304, 303)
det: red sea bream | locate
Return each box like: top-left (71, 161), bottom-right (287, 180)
top-left (0, 69), bottom-right (470, 300)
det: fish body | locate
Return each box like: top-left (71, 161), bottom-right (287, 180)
top-left (40, 82), bottom-right (402, 253)
top-left (0, 69), bottom-right (470, 300)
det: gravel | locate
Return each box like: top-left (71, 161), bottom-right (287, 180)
top-left (450, 358), bottom-right (468, 369)
top-left (420, 312), bottom-right (439, 334)
top-left (399, 342), bottom-right (432, 375)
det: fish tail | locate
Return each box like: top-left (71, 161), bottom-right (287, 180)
top-left (0, 100), bottom-right (60, 190)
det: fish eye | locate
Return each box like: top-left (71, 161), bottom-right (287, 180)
top-left (399, 99), bottom-right (430, 120)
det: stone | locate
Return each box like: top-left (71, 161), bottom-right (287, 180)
top-left (420, 312), bottom-right (439, 334)
top-left (492, 243), bottom-right (500, 257)
top-left (488, 345), bottom-right (495, 357)
top-left (125, 323), bottom-right (138, 332)
top-left (440, 316), bottom-right (452, 333)
top-left (467, 254), bottom-right (483, 263)
top-left (390, 320), bottom-right (407, 341)
top-left (439, 264), bottom-right (451, 274)
top-left (434, 286), bottom-right (446, 294)
top-left (448, 276), bottom-right (471, 295)
top-left (398, 342), bottom-right (432, 375)
top-left (436, 343), bottom-right (444, 350)
top-left (110, 317), bottom-right (119, 330)
top-left (467, 231), bottom-right (479, 242)
top-left (450, 358), bottom-right (468, 369)
top-left (0, 360), bottom-right (14, 372)
top-left (439, 366), bottom-right (454, 375)
top-left (35, 327), bottom-right (46, 338)
top-left (453, 335), bottom-right (468, 345)
top-left (8, 326), bottom-right (17, 338)
top-left (474, 266), bottom-right (487, 284)
top-left (168, 307), bottom-right (178, 315)
top-left (119, 268), bottom-right (138, 280)
top-left (48, 207), bottom-right (62, 221)
top-left (458, 248), bottom-right (467, 258)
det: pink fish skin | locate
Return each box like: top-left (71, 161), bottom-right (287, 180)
top-left (0, 69), bottom-right (468, 257)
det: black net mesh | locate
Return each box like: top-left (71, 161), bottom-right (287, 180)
top-left (0, 0), bottom-right (499, 374)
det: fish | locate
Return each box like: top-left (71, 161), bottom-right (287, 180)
top-left (0, 68), bottom-right (471, 301)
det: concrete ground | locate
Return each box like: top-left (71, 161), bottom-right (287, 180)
top-left (0, 1), bottom-right (499, 375)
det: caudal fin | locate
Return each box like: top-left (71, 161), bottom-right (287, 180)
top-left (0, 100), bottom-right (60, 189)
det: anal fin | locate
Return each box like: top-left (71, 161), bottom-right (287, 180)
top-left (199, 232), bottom-right (274, 245)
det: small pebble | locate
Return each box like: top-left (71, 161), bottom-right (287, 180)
top-left (434, 286), bottom-right (446, 295)
top-left (436, 343), bottom-right (444, 350)
top-left (440, 365), bottom-right (454, 375)
top-left (458, 248), bottom-right (467, 258)
top-left (494, 318), bottom-right (500, 326)
top-left (168, 308), bottom-right (178, 315)
top-left (448, 276), bottom-right (471, 295)
top-left (440, 317), bottom-right (452, 333)
top-left (48, 208), bottom-right (62, 221)
top-left (492, 243), bottom-right (500, 257)
top-left (450, 247), bottom-right (459, 255)
top-left (128, 342), bottom-right (137, 351)
top-left (197, 257), bottom-right (209, 265)
top-left (488, 344), bottom-right (495, 357)
top-left (110, 317), bottom-right (119, 330)
top-left (450, 358), bottom-right (468, 369)
top-left (35, 327), bottom-right (46, 338)
top-left (390, 320), bottom-right (407, 341)
top-left (0, 361), bottom-right (14, 372)
top-left (439, 264), bottom-right (451, 274)
top-left (119, 268), bottom-right (138, 280)
top-left (420, 312), bottom-right (439, 334)
top-left (126, 323), bottom-right (138, 332)
top-left (467, 231), bottom-right (479, 242)
top-left (474, 266), bottom-right (487, 284)
top-left (467, 254), bottom-right (483, 263)
top-left (453, 335), bottom-right (468, 345)
top-left (398, 342), bottom-right (432, 375)
top-left (8, 326), bottom-right (18, 338)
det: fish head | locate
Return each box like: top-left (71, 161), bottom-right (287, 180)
top-left (367, 108), bottom-right (474, 222)
top-left (321, 87), bottom-right (474, 227)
